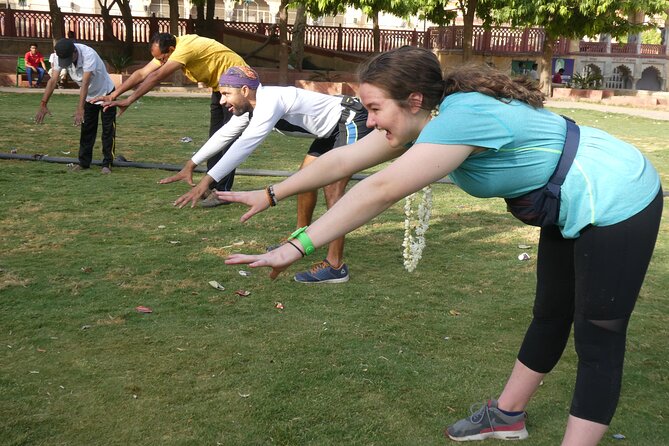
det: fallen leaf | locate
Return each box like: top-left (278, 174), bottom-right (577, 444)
top-left (235, 289), bottom-right (251, 297)
top-left (169, 240), bottom-right (181, 244)
top-left (80, 266), bottom-right (93, 273)
top-left (37, 348), bottom-right (46, 353)
top-left (238, 392), bottom-right (251, 398)
top-left (209, 280), bottom-right (225, 291)
top-left (517, 244), bottom-right (531, 249)
top-left (222, 241), bottom-right (246, 249)
top-left (135, 306), bottom-right (153, 313)
top-left (274, 302), bottom-right (284, 310)
top-left (238, 270), bottom-right (251, 277)
top-left (448, 309), bottom-right (460, 316)
top-left (158, 225), bottom-right (166, 229)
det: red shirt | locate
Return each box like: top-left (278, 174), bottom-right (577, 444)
top-left (24, 51), bottom-right (44, 69)
top-left (552, 73), bottom-right (562, 84)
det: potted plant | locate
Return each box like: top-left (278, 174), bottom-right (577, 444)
top-left (106, 53), bottom-right (133, 88)
top-left (552, 72), bottom-right (613, 101)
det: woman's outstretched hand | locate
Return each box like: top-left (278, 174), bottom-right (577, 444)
top-left (226, 244), bottom-right (301, 279)
top-left (215, 190), bottom-right (270, 222)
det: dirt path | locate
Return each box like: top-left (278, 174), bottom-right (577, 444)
top-left (545, 99), bottom-right (669, 121)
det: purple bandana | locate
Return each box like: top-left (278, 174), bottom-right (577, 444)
top-left (219, 66), bottom-right (260, 89)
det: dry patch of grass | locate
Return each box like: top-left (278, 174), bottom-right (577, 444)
top-left (0, 270), bottom-right (31, 291)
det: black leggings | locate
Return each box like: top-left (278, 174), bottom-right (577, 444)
top-left (517, 188), bottom-right (663, 425)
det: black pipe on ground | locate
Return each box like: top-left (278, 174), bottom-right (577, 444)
top-left (0, 151), bottom-right (457, 184)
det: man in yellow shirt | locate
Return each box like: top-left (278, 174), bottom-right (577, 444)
top-left (95, 33), bottom-right (247, 205)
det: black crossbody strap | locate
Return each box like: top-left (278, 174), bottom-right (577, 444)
top-left (545, 117), bottom-right (580, 198)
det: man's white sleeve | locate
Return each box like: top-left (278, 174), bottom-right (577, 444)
top-left (206, 102), bottom-right (285, 182)
top-left (191, 113), bottom-right (250, 165)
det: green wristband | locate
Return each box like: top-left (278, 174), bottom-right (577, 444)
top-left (288, 226), bottom-right (315, 256)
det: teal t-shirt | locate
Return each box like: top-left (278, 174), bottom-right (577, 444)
top-left (415, 92), bottom-right (660, 238)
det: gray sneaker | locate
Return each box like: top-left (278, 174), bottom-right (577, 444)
top-left (445, 399), bottom-right (528, 442)
top-left (198, 194), bottom-right (230, 208)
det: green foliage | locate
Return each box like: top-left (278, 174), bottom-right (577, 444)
top-left (481, 0), bottom-right (669, 40)
top-left (296, 0), bottom-right (420, 21)
top-left (0, 92), bottom-right (668, 445)
top-left (106, 53), bottom-right (133, 74)
top-left (417, 0), bottom-right (458, 26)
top-left (641, 28), bottom-right (663, 44)
top-left (569, 71), bottom-right (603, 89)
top-left (291, 0), bottom-right (348, 18)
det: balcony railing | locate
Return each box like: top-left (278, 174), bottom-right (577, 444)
top-left (1, 8), bottom-right (666, 58)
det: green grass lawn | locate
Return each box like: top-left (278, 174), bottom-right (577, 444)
top-left (0, 92), bottom-right (668, 445)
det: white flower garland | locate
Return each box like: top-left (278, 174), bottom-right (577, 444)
top-left (402, 185), bottom-right (433, 272)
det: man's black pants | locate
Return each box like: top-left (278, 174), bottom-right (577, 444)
top-left (209, 91), bottom-right (236, 192)
top-left (79, 100), bottom-right (116, 168)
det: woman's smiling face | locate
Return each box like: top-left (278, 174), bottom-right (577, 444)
top-left (360, 83), bottom-right (422, 148)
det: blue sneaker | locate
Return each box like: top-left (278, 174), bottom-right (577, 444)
top-left (294, 259), bottom-right (349, 284)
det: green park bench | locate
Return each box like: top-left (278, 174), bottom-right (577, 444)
top-left (16, 56), bottom-right (51, 87)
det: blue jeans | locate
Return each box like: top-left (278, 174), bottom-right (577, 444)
top-left (26, 67), bottom-right (45, 86)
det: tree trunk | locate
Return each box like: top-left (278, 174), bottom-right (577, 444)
top-left (204, 0), bottom-right (216, 37)
top-left (169, 0), bottom-right (180, 36)
top-left (290, 2), bottom-right (306, 71)
top-left (372, 11), bottom-right (380, 52)
top-left (48, 0), bottom-right (64, 42)
top-left (540, 33), bottom-right (555, 97)
top-left (117, 0), bottom-right (134, 56)
top-left (278, 0), bottom-right (290, 85)
top-left (98, 2), bottom-right (118, 42)
top-left (461, 0), bottom-right (477, 61)
top-left (195, 2), bottom-right (205, 35)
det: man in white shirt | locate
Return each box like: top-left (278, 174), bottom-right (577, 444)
top-left (35, 39), bottom-right (117, 174)
top-left (529, 63), bottom-right (539, 81)
top-left (48, 52), bottom-right (68, 88)
top-left (164, 66), bottom-right (376, 283)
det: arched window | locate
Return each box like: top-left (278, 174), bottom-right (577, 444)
top-left (636, 66), bottom-right (663, 91)
top-left (606, 65), bottom-right (632, 89)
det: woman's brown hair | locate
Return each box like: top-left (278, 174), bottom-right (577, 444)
top-left (358, 46), bottom-right (545, 109)
top-left (443, 63), bottom-right (545, 108)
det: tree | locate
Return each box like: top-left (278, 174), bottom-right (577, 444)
top-left (191, 0), bottom-right (218, 37)
top-left (95, 0), bottom-right (135, 56)
top-left (420, 0), bottom-right (474, 60)
top-left (169, 0), bottom-right (180, 36)
top-left (283, 0), bottom-right (346, 73)
top-left (277, 0), bottom-right (291, 85)
top-left (481, 0), bottom-right (669, 94)
top-left (290, 2), bottom-right (307, 70)
top-left (96, 0), bottom-right (120, 43)
top-left (47, 0), bottom-right (65, 42)
top-left (460, 0), bottom-right (478, 61)
top-left (116, 0), bottom-right (135, 56)
top-left (349, 0), bottom-right (418, 52)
